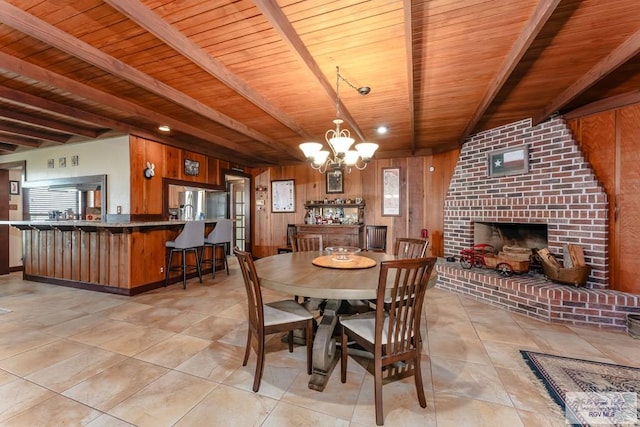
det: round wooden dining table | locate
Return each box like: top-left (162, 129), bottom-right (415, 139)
top-left (254, 251), bottom-right (437, 391)
top-left (255, 251), bottom-right (395, 299)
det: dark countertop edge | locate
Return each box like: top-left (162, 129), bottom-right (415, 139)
top-left (0, 219), bottom-right (220, 228)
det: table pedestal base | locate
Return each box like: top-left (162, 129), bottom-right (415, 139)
top-left (308, 299), bottom-right (340, 391)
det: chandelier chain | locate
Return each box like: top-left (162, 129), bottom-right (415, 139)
top-left (298, 66), bottom-right (378, 174)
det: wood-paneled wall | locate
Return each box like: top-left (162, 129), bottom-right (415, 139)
top-left (129, 135), bottom-right (232, 216)
top-left (252, 151), bottom-right (459, 259)
top-left (568, 104), bottom-right (640, 294)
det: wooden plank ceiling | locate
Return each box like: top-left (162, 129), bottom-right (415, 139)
top-left (0, 0), bottom-right (639, 166)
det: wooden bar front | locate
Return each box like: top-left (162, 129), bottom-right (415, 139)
top-left (13, 220), bottom-right (220, 295)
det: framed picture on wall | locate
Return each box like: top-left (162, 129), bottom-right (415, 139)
top-left (271, 179), bottom-right (295, 212)
top-left (9, 180), bottom-right (19, 195)
top-left (382, 167), bottom-right (400, 216)
top-left (488, 145), bottom-right (529, 177)
top-left (326, 168), bottom-right (344, 194)
top-left (184, 159), bottom-right (200, 176)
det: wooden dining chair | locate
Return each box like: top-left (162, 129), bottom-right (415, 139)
top-left (339, 257), bottom-right (438, 425)
top-left (291, 233), bottom-right (324, 252)
top-left (365, 225), bottom-right (388, 252)
top-left (394, 237), bottom-right (429, 259)
top-left (233, 248), bottom-right (314, 392)
top-left (277, 224), bottom-right (298, 253)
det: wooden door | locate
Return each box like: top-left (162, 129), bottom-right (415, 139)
top-left (0, 169), bottom-right (9, 275)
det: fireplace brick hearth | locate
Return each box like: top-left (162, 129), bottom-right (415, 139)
top-left (436, 261), bottom-right (640, 330)
top-left (437, 117), bottom-right (640, 330)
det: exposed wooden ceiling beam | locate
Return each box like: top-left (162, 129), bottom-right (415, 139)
top-left (0, 142), bottom-right (17, 152)
top-left (0, 51), bottom-right (284, 165)
top-left (253, 0), bottom-right (367, 142)
top-left (104, 0), bottom-right (313, 147)
top-left (403, 0), bottom-right (416, 155)
top-left (0, 0), bottom-right (296, 159)
top-left (0, 86), bottom-right (126, 129)
top-left (534, 28), bottom-right (640, 125)
top-left (461, 0), bottom-right (561, 142)
top-left (0, 106), bottom-right (102, 138)
top-left (564, 89), bottom-right (640, 119)
top-left (0, 86), bottom-right (244, 163)
top-left (0, 132), bottom-right (40, 147)
top-left (0, 121), bottom-right (70, 143)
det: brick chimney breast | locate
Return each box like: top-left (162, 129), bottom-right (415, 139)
top-left (444, 118), bottom-right (608, 289)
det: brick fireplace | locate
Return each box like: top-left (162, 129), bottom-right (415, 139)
top-left (435, 117), bottom-right (640, 330)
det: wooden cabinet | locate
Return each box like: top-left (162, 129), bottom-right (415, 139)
top-left (296, 224), bottom-right (365, 249)
top-left (304, 202), bottom-right (365, 225)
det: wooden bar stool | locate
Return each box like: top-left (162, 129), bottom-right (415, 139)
top-left (164, 220), bottom-right (205, 289)
top-left (202, 219), bottom-right (233, 278)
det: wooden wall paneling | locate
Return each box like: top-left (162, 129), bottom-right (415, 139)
top-left (108, 232), bottom-right (121, 287)
top-left (144, 228), bottom-right (167, 285)
top-left (164, 145), bottom-right (181, 179)
top-left (575, 113), bottom-right (616, 195)
top-left (119, 232), bottom-right (129, 288)
top-left (62, 230), bottom-right (72, 279)
top-left (28, 229), bottom-right (37, 275)
top-left (54, 230), bottom-right (63, 278)
top-left (252, 151), bottom-right (459, 259)
top-left (342, 168), bottom-right (363, 200)
top-left (406, 156), bottom-right (424, 240)
top-left (129, 229), bottom-right (146, 286)
top-left (130, 136), bottom-right (166, 215)
top-left (89, 232), bottom-right (100, 284)
top-left (69, 230), bottom-right (80, 280)
top-left (69, 230), bottom-right (78, 280)
top-left (269, 165), bottom-right (301, 255)
top-left (207, 158), bottom-right (220, 185)
top-left (99, 230), bottom-right (109, 285)
top-left (42, 230), bottom-right (51, 276)
top-left (36, 230), bottom-right (44, 275)
top-left (566, 119), bottom-right (580, 139)
top-left (360, 161), bottom-right (378, 229)
top-left (253, 169), bottom-right (270, 258)
top-left (616, 105), bottom-right (640, 294)
top-left (129, 136), bottom-right (146, 215)
top-left (80, 230), bottom-right (91, 282)
top-left (22, 229), bottom-right (32, 274)
top-left (571, 113), bottom-right (617, 287)
top-left (143, 229), bottom-right (157, 285)
top-left (425, 149), bottom-right (459, 257)
top-left (145, 138), bottom-right (165, 214)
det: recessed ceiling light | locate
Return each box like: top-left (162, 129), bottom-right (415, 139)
top-left (376, 126), bottom-right (388, 135)
top-left (158, 125), bottom-right (171, 132)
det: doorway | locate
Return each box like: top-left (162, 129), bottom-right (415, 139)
top-left (0, 160), bottom-right (26, 274)
top-left (225, 172), bottom-right (251, 252)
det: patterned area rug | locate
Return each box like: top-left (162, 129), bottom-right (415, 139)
top-left (521, 350), bottom-right (640, 426)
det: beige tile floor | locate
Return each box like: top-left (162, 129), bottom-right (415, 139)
top-left (0, 259), bottom-right (639, 426)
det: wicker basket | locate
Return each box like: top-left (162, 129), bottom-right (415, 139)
top-left (627, 314), bottom-right (640, 339)
top-left (540, 262), bottom-right (591, 287)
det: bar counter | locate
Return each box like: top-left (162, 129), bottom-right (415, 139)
top-left (4, 219), bottom-right (219, 295)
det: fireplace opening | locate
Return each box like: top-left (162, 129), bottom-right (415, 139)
top-left (474, 222), bottom-right (548, 253)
